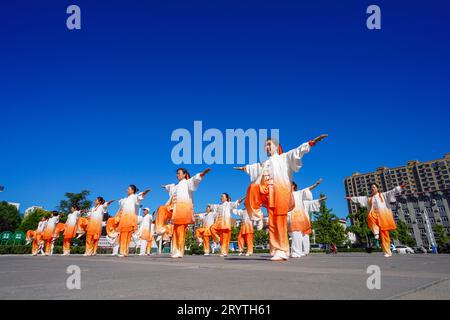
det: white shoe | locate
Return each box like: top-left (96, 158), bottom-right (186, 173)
top-left (204, 253), bottom-right (210, 256)
top-left (171, 254), bottom-right (180, 258)
top-left (257, 219), bottom-right (263, 231)
top-left (270, 251), bottom-right (289, 261)
top-left (238, 252), bottom-right (243, 256)
top-left (291, 253), bottom-right (302, 258)
top-left (384, 253), bottom-right (392, 258)
top-left (245, 253), bottom-right (251, 256)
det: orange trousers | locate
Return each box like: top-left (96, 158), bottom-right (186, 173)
top-left (63, 238), bottom-right (72, 255)
top-left (32, 239), bottom-right (39, 255)
top-left (156, 205), bottom-right (173, 234)
top-left (210, 224), bottom-right (220, 243)
top-left (85, 234), bottom-right (99, 256)
top-left (368, 212), bottom-right (392, 255)
top-left (44, 239), bottom-right (53, 255)
top-left (218, 229), bottom-right (231, 255)
top-left (246, 183), bottom-right (289, 255)
top-left (203, 235), bottom-right (211, 254)
top-left (238, 231), bottom-right (254, 254)
top-left (119, 231), bottom-right (133, 256)
top-left (172, 224), bottom-right (187, 257)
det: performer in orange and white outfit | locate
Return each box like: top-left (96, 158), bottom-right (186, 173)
top-left (288, 180), bottom-right (324, 258)
top-left (62, 205), bottom-right (81, 255)
top-left (159, 168), bottom-right (211, 258)
top-left (210, 194), bottom-right (242, 257)
top-left (348, 184), bottom-right (404, 257)
top-left (42, 211), bottom-right (60, 256)
top-left (195, 205), bottom-right (217, 256)
top-left (117, 185), bottom-right (150, 257)
top-left (28, 217), bottom-right (46, 255)
top-left (235, 134), bottom-right (327, 261)
top-left (84, 197), bottom-right (114, 256)
top-left (106, 215), bottom-right (120, 256)
top-left (234, 208), bottom-right (254, 256)
top-left (138, 208), bottom-right (154, 256)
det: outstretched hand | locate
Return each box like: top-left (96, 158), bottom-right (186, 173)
top-left (233, 166), bottom-right (245, 171)
top-left (142, 189), bottom-right (151, 196)
top-left (312, 134), bottom-right (328, 145)
top-left (200, 168), bottom-right (212, 177)
top-left (106, 200), bottom-right (115, 206)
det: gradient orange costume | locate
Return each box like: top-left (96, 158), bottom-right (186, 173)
top-left (195, 208), bottom-right (217, 255)
top-left (117, 193), bottom-right (145, 256)
top-left (243, 141), bottom-right (314, 260)
top-left (210, 200), bottom-right (241, 256)
top-left (106, 216), bottom-right (120, 255)
top-left (160, 173), bottom-right (204, 258)
top-left (85, 203), bottom-right (109, 256)
top-left (31, 219), bottom-right (47, 255)
top-left (288, 188), bottom-right (320, 257)
top-left (138, 213), bottom-right (153, 255)
top-left (26, 230), bottom-right (38, 255)
top-left (350, 186), bottom-right (403, 257)
top-left (62, 210), bottom-right (81, 255)
top-left (234, 209), bottom-right (254, 255)
top-left (42, 215), bottom-right (60, 255)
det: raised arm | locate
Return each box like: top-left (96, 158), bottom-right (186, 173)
top-left (285, 134), bottom-right (328, 173)
top-left (382, 185), bottom-right (404, 203)
top-left (308, 178), bottom-right (323, 191)
top-left (188, 169), bottom-right (211, 192)
top-left (346, 196), bottom-right (369, 208)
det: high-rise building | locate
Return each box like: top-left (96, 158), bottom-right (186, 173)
top-left (344, 153), bottom-right (450, 247)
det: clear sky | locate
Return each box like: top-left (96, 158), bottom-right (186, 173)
top-left (1, 0), bottom-right (449, 218)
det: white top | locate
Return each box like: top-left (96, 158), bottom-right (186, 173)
top-left (66, 210), bottom-right (81, 226)
top-left (119, 193), bottom-right (145, 214)
top-left (233, 209), bottom-right (251, 224)
top-left (210, 201), bottom-right (240, 223)
top-left (288, 188), bottom-right (321, 223)
top-left (350, 186), bottom-right (402, 210)
top-left (36, 221), bottom-right (47, 232)
top-left (245, 142), bottom-right (311, 186)
top-left (138, 214), bottom-right (152, 236)
top-left (164, 173), bottom-right (203, 204)
top-left (87, 204), bottom-right (108, 221)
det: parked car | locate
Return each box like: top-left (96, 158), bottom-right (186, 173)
top-left (412, 246), bottom-right (427, 254)
top-left (394, 245), bottom-right (414, 254)
top-left (254, 245), bottom-right (265, 250)
top-left (310, 244), bottom-right (322, 251)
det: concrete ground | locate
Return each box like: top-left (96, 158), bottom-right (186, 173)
top-left (0, 253), bottom-right (449, 300)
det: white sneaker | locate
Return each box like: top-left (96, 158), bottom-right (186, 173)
top-left (270, 251), bottom-right (289, 261)
top-left (238, 252), bottom-right (243, 256)
top-left (171, 254), bottom-right (180, 258)
top-left (257, 219), bottom-right (263, 231)
top-left (118, 254), bottom-right (125, 257)
top-left (291, 253), bottom-right (301, 258)
top-left (245, 253), bottom-right (251, 256)
top-left (384, 253), bottom-right (392, 258)
top-left (204, 253), bottom-right (210, 256)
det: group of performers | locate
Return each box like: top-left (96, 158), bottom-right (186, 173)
top-left (24, 134), bottom-right (405, 261)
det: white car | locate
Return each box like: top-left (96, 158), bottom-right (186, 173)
top-left (394, 245), bottom-right (414, 254)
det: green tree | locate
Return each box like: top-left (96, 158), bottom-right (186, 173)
top-left (313, 194), bottom-right (346, 246)
top-left (0, 201), bottom-right (22, 232)
top-left (57, 190), bottom-right (92, 214)
top-left (17, 208), bottom-right (51, 232)
top-left (254, 229), bottom-right (269, 246)
top-left (346, 206), bottom-right (372, 245)
top-left (434, 224), bottom-right (449, 252)
top-left (391, 220), bottom-right (416, 247)
top-left (231, 226), bottom-right (239, 242)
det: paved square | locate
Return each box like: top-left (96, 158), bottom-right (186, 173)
top-left (0, 253), bottom-right (449, 299)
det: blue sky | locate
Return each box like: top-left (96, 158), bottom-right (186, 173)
top-left (1, 0), bottom-right (449, 219)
